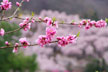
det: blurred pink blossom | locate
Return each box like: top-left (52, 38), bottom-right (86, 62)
top-left (0, 0), bottom-right (12, 10)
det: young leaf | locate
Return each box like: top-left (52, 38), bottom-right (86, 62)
top-left (52, 17), bottom-right (56, 22)
top-left (105, 18), bottom-right (108, 24)
top-left (32, 12), bottom-right (35, 17)
top-left (76, 32), bottom-right (80, 37)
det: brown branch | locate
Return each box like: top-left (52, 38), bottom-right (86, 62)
top-left (1, 10), bottom-right (5, 20)
top-left (5, 17), bottom-right (33, 35)
top-left (0, 41), bottom-right (58, 49)
top-left (1, 16), bottom-right (79, 35)
top-left (5, 27), bottom-right (21, 34)
top-left (3, 0), bottom-right (24, 21)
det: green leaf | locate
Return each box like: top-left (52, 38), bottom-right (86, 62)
top-left (52, 17), bottom-right (56, 22)
top-left (76, 32), bottom-right (80, 37)
top-left (105, 18), bottom-right (108, 24)
top-left (72, 20), bottom-right (75, 23)
top-left (32, 12), bottom-right (35, 17)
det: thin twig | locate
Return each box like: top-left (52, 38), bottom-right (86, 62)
top-left (0, 41), bottom-right (58, 49)
top-left (3, 0), bottom-right (24, 21)
top-left (1, 10), bottom-right (5, 20)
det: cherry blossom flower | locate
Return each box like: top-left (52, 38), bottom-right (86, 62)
top-left (0, 0), bottom-right (12, 10)
top-left (13, 43), bottom-right (19, 53)
top-left (44, 17), bottom-right (50, 23)
top-left (19, 17), bottom-right (31, 31)
top-left (53, 21), bottom-right (58, 28)
top-left (79, 19), bottom-right (87, 27)
top-left (47, 18), bottom-right (53, 26)
top-left (95, 19), bottom-right (107, 28)
top-left (19, 37), bottom-right (29, 48)
top-left (31, 18), bottom-right (35, 23)
top-left (0, 28), bottom-right (5, 36)
top-left (5, 41), bottom-right (9, 46)
top-left (19, 23), bottom-right (31, 31)
top-left (85, 23), bottom-right (91, 30)
top-left (89, 20), bottom-right (96, 26)
top-left (46, 27), bottom-right (56, 38)
top-left (36, 35), bottom-right (51, 47)
top-left (66, 35), bottom-right (77, 43)
top-left (23, 0), bottom-right (30, 2)
top-left (57, 36), bottom-right (68, 47)
top-left (16, 2), bottom-right (20, 7)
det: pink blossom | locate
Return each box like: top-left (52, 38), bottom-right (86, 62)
top-left (85, 23), bottom-right (91, 30)
top-left (19, 23), bottom-right (31, 31)
top-left (47, 18), bottom-right (53, 26)
top-left (0, 28), bottom-right (5, 36)
top-left (13, 43), bottom-right (19, 53)
top-left (53, 21), bottom-right (58, 28)
top-left (89, 20), bottom-right (96, 26)
top-left (0, 0), bottom-right (12, 10)
top-left (23, 0), bottom-right (29, 2)
top-left (5, 41), bottom-right (9, 46)
top-left (79, 19), bottom-right (97, 29)
top-left (46, 27), bottom-right (56, 37)
top-left (16, 2), bottom-right (20, 7)
top-left (57, 36), bottom-right (68, 47)
top-left (44, 17), bottom-right (50, 23)
top-left (79, 19), bottom-right (87, 27)
top-left (31, 18), bottom-right (35, 23)
top-left (95, 19), bottom-right (107, 28)
top-left (19, 38), bottom-right (29, 48)
top-left (19, 17), bottom-right (31, 31)
top-left (66, 35), bottom-right (76, 43)
top-left (36, 35), bottom-right (51, 47)
top-left (38, 17), bottom-right (43, 21)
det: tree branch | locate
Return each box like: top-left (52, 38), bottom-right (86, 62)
top-left (0, 41), bottom-right (58, 49)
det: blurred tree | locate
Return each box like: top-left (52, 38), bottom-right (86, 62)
top-left (84, 58), bottom-right (108, 72)
top-left (83, 11), bottom-right (99, 21)
top-left (0, 21), bottom-right (38, 72)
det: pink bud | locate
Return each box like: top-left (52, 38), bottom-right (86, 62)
top-left (44, 17), bottom-right (49, 23)
top-left (0, 0), bottom-right (12, 10)
top-left (16, 2), bottom-right (20, 7)
top-left (19, 37), bottom-right (29, 48)
top-left (5, 41), bottom-right (9, 46)
top-left (0, 28), bottom-right (5, 36)
top-left (13, 43), bottom-right (19, 53)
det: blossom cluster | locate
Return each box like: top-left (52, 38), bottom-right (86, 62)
top-left (36, 17), bottom-right (57, 47)
top-left (19, 17), bottom-right (35, 31)
top-left (5, 37), bottom-right (29, 53)
top-left (37, 17), bottom-right (77, 47)
top-left (0, 0), bottom-right (30, 10)
top-left (79, 19), bottom-right (107, 29)
top-left (0, 0), bottom-right (12, 10)
top-left (57, 35), bottom-right (76, 47)
top-left (0, 0), bottom-right (108, 53)
top-left (0, 28), bottom-right (5, 36)
top-left (39, 17), bottom-right (58, 28)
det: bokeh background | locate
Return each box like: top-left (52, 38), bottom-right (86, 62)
top-left (0, 0), bottom-right (108, 72)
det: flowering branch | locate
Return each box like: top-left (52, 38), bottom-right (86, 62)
top-left (2, 16), bottom-right (107, 36)
top-left (3, 0), bottom-right (24, 21)
top-left (0, 0), bottom-right (107, 53)
top-left (0, 41), bottom-right (58, 49)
